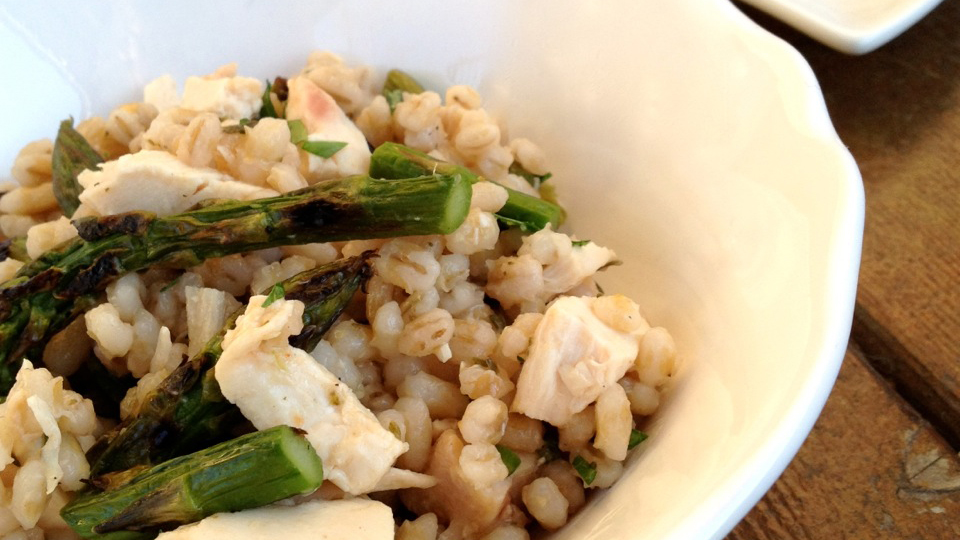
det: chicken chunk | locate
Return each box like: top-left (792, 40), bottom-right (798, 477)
top-left (215, 296), bottom-right (407, 495)
top-left (511, 296), bottom-right (641, 426)
top-left (77, 150), bottom-right (277, 216)
top-left (180, 72), bottom-right (264, 120)
top-left (518, 226), bottom-right (617, 297)
top-left (155, 498), bottom-right (394, 540)
top-left (285, 76), bottom-right (371, 181)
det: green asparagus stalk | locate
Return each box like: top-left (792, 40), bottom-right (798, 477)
top-left (62, 425), bottom-right (323, 539)
top-left (0, 237), bottom-right (28, 263)
top-left (369, 142), bottom-right (563, 232)
top-left (0, 172), bottom-right (469, 395)
top-left (51, 118), bottom-right (103, 217)
top-left (88, 253), bottom-right (374, 476)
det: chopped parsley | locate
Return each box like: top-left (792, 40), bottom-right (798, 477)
top-left (628, 429), bottom-right (648, 450)
top-left (572, 455), bottom-right (598, 486)
top-left (496, 445), bottom-right (521, 476)
top-left (287, 119), bottom-right (347, 158)
top-left (260, 80), bottom-right (279, 118)
top-left (301, 140), bottom-right (348, 158)
top-left (287, 119), bottom-right (309, 145)
top-left (262, 283), bottom-right (285, 307)
top-left (509, 161), bottom-right (552, 186)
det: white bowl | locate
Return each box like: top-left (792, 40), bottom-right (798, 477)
top-left (0, 1), bottom-right (864, 539)
top-left (739, 0), bottom-right (944, 54)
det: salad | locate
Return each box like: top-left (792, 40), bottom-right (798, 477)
top-left (0, 52), bottom-right (677, 540)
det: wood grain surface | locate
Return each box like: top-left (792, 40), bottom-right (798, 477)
top-left (727, 1), bottom-right (960, 537)
top-left (728, 348), bottom-right (960, 540)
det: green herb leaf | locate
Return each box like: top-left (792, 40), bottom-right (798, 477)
top-left (262, 283), bottom-right (285, 307)
top-left (516, 355), bottom-right (526, 365)
top-left (572, 455), bottom-right (598, 486)
top-left (496, 445), bottom-right (521, 476)
top-left (537, 428), bottom-right (562, 463)
top-left (509, 161), bottom-right (553, 186)
top-left (159, 275), bottom-right (182, 293)
top-left (382, 69), bottom-right (425, 113)
top-left (628, 429), bottom-right (648, 450)
top-left (260, 80), bottom-right (278, 119)
top-left (467, 357), bottom-right (497, 371)
top-left (287, 119), bottom-right (309, 145)
top-left (572, 239), bottom-right (590, 247)
top-left (384, 88), bottom-right (405, 113)
top-left (495, 214), bottom-right (536, 233)
top-left (222, 118), bottom-right (257, 134)
top-left (301, 140), bottom-right (348, 158)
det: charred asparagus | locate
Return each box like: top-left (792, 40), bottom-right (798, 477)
top-left (62, 425), bottom-right (323, 540)
top-left (0, 173), bottom-right (470, 394)
top-left (88, 254), bottom-right (373, 475)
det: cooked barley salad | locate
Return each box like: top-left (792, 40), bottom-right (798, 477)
top-left (0, 52), bottom-right (677, 540)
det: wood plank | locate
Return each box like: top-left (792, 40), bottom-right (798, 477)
top-left (740, 0), bottom-right (960, 450)
top-left (727, 347), bottom-right (960, 540)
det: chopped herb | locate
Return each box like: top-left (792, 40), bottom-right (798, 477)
top-left (262, 283), bottom-right (285, 307)
top-left (287, 120), bottom-right (347, 158)
top-left (384, 89), bottom-right (405, 112)
top-left (598, 259), bottom-right (624, 271)
top-left (388, 422), bottom-right (402, 440)
top-left (572, 239), bottom-right (590, 247)
top-left (159, 275), bottom-right (182, 293)
top-left (260, 80), bottom-right (278, 118)
top-left (516, 355), bottom-right (525, 365)
top-left (222, 118), bottom-right (257, 134)
top-left (496, 445), bottom-right (521, 476)
top-left (509, 161), bottom-right (553, 186)
top-left (628, 429), bottom-right (648, 450)
top-left (495, 214), bottom-right (536, 233)
top-left (382, 69), bottom-right (425, 113)
top-left (467, 357), bottom-right (497, 371)
top-left (572, 455), bottom-right (598, 486)
top-left (301, 140), bottom-right (348, 158)
top-left (287, 119), bottom-right (309, 145)
top-left (537, 426), bottom-right (562, 463)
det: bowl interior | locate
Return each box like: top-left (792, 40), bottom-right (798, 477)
top-left (0, 1), bottom-right (863, 539)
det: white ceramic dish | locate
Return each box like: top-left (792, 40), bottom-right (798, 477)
top-left (0, 1), bottom-right (863, 538)
top-left (740, 0), bottom-right (944, 54)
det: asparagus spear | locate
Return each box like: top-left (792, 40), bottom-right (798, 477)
top-left (51, 118), bottom-right (103, 217)
top-left (0, 172), bottom-right (469, 394)
top-left (62, 425), bottom-right (323, 540)
top-left (0, 237), bottom-right (28, 263)
top-left (369, 142), bottom-right (563, 232)
top-left (88, 253), bottom-right (374, 475)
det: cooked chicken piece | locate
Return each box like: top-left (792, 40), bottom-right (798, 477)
top-left (76, 150), bottom-right (276, 216)
top-left (285, 76), bottom-right (371, 181)
top-left (180, 72), bottom-right (264, 120)
top-left (215, 296), bottom-right (407, 495)
top-left (511, 296), bottom-right (641, 426)
top-left (155, 498), bottom-right (394, 540)
top-left (518, 226), bottom-right (617, 297)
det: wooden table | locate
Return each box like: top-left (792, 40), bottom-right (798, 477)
top-left (727, 3), bottom-right (960, 538)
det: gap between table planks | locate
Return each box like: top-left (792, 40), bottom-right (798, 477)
top-left (727, 1), bottom-right (960, 537)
